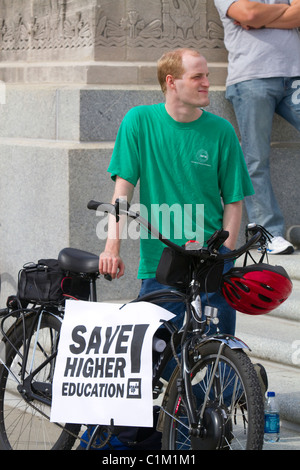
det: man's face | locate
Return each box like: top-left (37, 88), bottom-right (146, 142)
top-left (173, 54), bottom-right (210, 109)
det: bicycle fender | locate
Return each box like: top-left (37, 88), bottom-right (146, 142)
top-left (200, 334), bottom-right (250, 351)
top-left (157, 334), bottom-right (250, 431)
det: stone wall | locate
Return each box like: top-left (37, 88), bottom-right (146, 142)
top-left (0, 0), bottom-right (226, 60)
top-left (0, 0), bottom-right (299, 305)
top-left (0, 0), bottom-right (228, 85)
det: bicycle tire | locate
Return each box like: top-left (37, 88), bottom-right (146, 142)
top-left (0, 310), bottom-right (81, 450)
top-left (161, 341), bottom-right (264, 450)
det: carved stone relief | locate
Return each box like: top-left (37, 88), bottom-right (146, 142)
top-left (96, 0), bottom-right (223, 46)
top-left (0, 0), bottom-right (95, 54)
top-left (0, 0), bottom-right (225, 61)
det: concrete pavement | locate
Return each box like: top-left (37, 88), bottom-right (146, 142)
top-left (263, 424), bottom-right (300, 450)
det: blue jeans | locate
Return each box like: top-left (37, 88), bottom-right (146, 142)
top-left (226, 77), bottom-right (300, 237)
top-left (138, 246), bottom-right (236, 336)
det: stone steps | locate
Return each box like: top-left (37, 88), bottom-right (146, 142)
top-left (236, 312), bottom-right (299, 368)
top-left (0, 61), bottom-right (228, 87)
top-left (235, 250), bottom-right (300, 426)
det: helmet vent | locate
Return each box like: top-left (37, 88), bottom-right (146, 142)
top-left (261, 283), bottom-right (274, 291)
top-left (224, 287), bottom-right (240, 301)
top-left (251, 304), bottom-right (264, 311)
top-left (235, 281), bottom-right (250, 292)
top-left (258, 294), bottom-right (272, 303)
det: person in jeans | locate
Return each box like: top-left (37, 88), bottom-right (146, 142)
top-left (87, 50), bottom-right (266, 451)
top-left (99, 48), bottom-right (254, 337)
top-left (214, 0), bottom-right (300, 254)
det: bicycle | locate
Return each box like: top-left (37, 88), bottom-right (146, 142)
top-left (0, 199), bottom-right (292, 450)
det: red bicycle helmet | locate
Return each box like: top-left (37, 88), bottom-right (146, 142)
top-left (222, 263), bottom-right (292, 315)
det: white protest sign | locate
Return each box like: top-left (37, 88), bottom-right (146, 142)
top-left (50, 300), bottom-right (174, 427)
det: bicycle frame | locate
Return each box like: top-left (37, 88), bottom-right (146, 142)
top-left (0, 198), bottom-right (269, 449)
top-left (87, 198), bottom-right (266, 438)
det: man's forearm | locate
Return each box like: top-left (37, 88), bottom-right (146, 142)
top-left (99, 176), bottom-right (134, 279)
top-left (222, 201), bottom-right (243, 250)
top-left (227, 0), bottom-right (289, 28)
top-left (266, 0), bottom-right (300, 29)
top-left (104, 177), bottom-right (134, 252)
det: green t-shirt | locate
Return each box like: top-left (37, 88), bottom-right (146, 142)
top-left (108, 103), bottom-right (254, 279)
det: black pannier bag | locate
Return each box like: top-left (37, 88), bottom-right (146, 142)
top-left (156, 247), bottom-right (191, 287)
top-left (18, 259), bottom-right (64, 303)
top-left (156, 246), bottom-right (224, 292)
top-left (17, 259), bottom-right (90, 304)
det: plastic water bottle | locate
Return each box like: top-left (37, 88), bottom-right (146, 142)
top-left (264, 391), bottom-right (280, 442)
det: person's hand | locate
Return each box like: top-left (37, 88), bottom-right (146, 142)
top-left (234, 20), bottom-right (254, 30)
top-left (99, 251), bottom-right (125, 279)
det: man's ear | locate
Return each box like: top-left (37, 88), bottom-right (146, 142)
top-left (166, 74), bottom-right (176, 90)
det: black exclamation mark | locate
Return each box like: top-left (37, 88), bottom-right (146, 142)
top-left (130, 324), bottom-right (149, 373)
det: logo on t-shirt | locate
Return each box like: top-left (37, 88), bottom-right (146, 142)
top-left (191, 149), bottom-right (211, 167)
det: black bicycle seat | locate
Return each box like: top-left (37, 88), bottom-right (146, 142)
top-left (58, 248), bottom-right (99, 274)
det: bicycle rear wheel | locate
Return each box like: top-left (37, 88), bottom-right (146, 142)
top-left (162, 342), bottom-right (264, 450)
top-left (0, 310), bottom-right (81, 450)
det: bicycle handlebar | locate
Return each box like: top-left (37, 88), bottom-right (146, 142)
top-left (87, 199), bottom-right (263, 261)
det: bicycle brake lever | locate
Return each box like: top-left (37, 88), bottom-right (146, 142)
top-left (114, 198), bottom-right (131, 222)
top-left (245, 223), bottom-right (272, 245)
top-left (206, 229), bottom-right (229, 251)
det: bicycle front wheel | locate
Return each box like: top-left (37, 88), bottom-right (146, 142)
top-left (0, 310), bottom-right (81, 450)
top-left (162, 341), bottom-right (264, 450)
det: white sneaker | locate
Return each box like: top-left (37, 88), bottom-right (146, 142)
top-left (260, 236), bottom-right (294, 255)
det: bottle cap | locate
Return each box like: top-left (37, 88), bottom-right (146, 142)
top-left (267, 391), bottom-right (275, 397)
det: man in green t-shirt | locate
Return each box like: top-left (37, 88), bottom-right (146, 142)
top-left (99, 48), bottom-right (254, 336)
